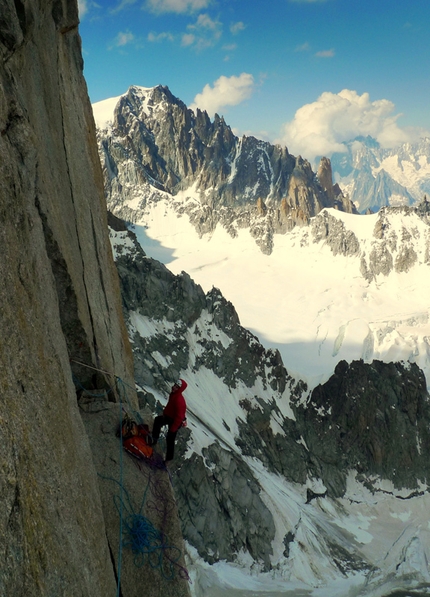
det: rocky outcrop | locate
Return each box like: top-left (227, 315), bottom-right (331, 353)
top-left (234, 356), bottom-right (430, 498)
top-left (0, 2), bottom-right (189, 596)
top-left (311, 209), bottom-right (361, 256)
top-left (174, 444), bottom-right (275, 569)
top-left (360, 204), bottom-right (430, 281)
top-left (317, 156), bottom-right (336, 202)
top-left (318, 156), bottom-right (355, 215)
top-left (295, 359), bottom-right (430, 496)
top-left (95, 85), bottom-right (357, 253)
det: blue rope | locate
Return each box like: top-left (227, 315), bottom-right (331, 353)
top-left (122, 513), bottom-right (182, 579)
top-left (116, 376), bottom-right (144, 425)
top-left (100, 474), bottom-right (184, 581)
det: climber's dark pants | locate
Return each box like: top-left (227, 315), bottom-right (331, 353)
top-left (152, 415), bottom-right (177, 462)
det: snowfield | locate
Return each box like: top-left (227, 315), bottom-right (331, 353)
top-left (128, 198), bottom-right (430, 393)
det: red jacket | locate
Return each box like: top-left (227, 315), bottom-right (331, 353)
top-left (163, 379), bottom-right (187, 433)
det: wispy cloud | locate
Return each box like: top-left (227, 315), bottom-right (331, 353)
top-left (295, 41), bottom-right (310, 52)
top-left (222, 42), bottom-right (237, 62)
top-left (182, 13), bottom-right (222, 50)
top-left (145, 0), bottom-right (211, 14)
top-left (148, 31), bottom-right (174, 42)
top-left (315, 48), bottom-right (335, 58)
top-left (230, 21), bottom-right (246, 35)
top-left (190, 73), bottom-right (255, 116)
top-left (222, 43), bottom-right (237, 51)
top-left (111, 30), bottom-right (136, 47)
top-left (111, 0), bottom-right (137, 13)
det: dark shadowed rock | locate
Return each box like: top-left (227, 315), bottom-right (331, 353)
top-left (296, 359), bottom-right (430, 496)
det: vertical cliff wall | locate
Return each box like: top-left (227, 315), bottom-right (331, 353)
top-left (0, 1), bottom-right (160, 595)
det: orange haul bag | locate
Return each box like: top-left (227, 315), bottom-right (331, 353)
top-left (123, 435), bottom-right (153, 460)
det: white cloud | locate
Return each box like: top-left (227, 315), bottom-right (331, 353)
top-left (315, 48), bottom-right (335, 58)
top-left (183, 13), bottom-right (222, 50)
top-left (148, 31), bottom-right (174, 42)
top-left (278, 89), bottom-right (416, 162)
top-left (230, 21), bottom-right (246, 35)
top-left (114, 30), bottom-right (135, 46)
top-left (190, 73), bottom-right (254, 116)
top-left (145, 0), bottom-right (211, 13)
top-left (189, 13), bottom-right (220, 32)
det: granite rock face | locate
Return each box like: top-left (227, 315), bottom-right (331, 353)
top-left (174, 444), bottom-right (275, 569)
top-left (0, 2), bottom-right (189, 596)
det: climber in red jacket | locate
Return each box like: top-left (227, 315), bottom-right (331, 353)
top-left (151, 379), bottom-right (187, 463)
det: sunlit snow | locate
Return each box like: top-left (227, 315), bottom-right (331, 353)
top-left (129, 199), bottom-right (430, 391)
top-left (92, 86), bottom-right (155, 130)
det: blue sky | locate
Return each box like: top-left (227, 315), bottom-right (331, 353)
top-left (78, 0), bottom-right (430, 161)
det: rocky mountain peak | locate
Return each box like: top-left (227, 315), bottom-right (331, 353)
top-left (94, 85), bottom-right (357, 253)
top-left (317, 155), bottom-right (336, 201)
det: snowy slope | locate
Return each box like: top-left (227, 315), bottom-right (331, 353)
top-left (110, 224), bottom-right (430, 597)
top-left (127, 198), bottom-right (430, 392)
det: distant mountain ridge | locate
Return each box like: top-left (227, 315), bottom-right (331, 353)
top-left (329, 135), bottom-right (430, 213)
top-left (94, 85), bottom-right (356, 254)
top-left (94, 89), bottom-right (430, 219)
